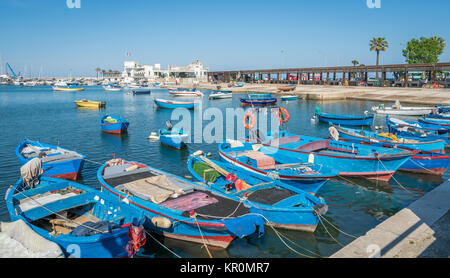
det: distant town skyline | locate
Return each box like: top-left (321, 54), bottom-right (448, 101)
top-left (1, 0), bottom-right (449, 77)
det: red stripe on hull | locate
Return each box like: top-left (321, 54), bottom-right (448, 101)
top-left (48, 172), bottom-right (79, 181)
top-left (102, 129), bottom-right (127, 134)
top-left (163, 233), bottom-right (235, 249)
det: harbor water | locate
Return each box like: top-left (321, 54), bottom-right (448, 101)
top-left (0, 86), bottom-right (447, 258)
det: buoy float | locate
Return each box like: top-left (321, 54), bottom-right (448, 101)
top-left (276, 108), bottom-right (290, 124)
top-left (151, 217), bottom-right (172, 229)
top-left (243, 112), bottom-right (256, 130)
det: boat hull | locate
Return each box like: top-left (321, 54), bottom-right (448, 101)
top-left (6, 176), bottom-right (143, 258)
top-left (53, 87), bottom-right (85, 92)
top-left (16, 140), bottom-right (85, 181)
top-left (97, 162), bottom-right (264, 249)
top-left (159, 132), bottom-right (188, 149)
top-left (243, 133), bottom-right (412, 182)
top-left (398, 153), bottom-right (450, 175)
top-left (154, 98), bottom-right (196, 109)
top-left (317, 113), bottom-right (374, 126)
top-left (240, 98), bottom-right (278, 106)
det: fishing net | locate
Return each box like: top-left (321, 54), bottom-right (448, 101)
top-left (192, 163), bottom-right (222, 183)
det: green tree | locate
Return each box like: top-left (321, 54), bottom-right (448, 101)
top-left (402, 36), bottom-right (446, 64)
top-left (350, 60), bottom-right (359, 79)
top-left (370, 37), bottom-right (389, 80)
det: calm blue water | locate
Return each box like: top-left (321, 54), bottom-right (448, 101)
top-left (0, 85), bottom-right (447, 258)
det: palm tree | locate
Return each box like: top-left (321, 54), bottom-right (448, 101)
top-left (370, 37), bottom-right (389, 80)
top-left (351, 60), bottom-right (359, 80)
top-left (95, 68), bottom-right (101, 79)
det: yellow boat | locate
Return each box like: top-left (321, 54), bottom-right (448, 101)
top-left (53, 86), bottom-right (85, 92)
top-left (74, 99), bottom-right (106, 108)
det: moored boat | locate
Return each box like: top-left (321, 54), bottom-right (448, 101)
top-left (16, 138), bottom-right (85, 181)
top-left (154, 98), bottom-right (198, 109)
top-left (218, 141), bottom-right (337, 194)
top-left (103, 84), bottom-right (122, 91)
top-left (97, 159), bottom-right (265, 249)
top-left (330, 125), bottom-right (446, 153)
top-left (187, 153), bottom-right (329, 232)
top-left (315, 107), bottom-right (374, 126)
top-left (132, 89), bottom-right (151, 95)
top-left (242, 130), bottom-right (413, 182)
top-left (280, 95), bottom-right (299, 101)
top-left (159, 121), bottom-right (188, 149)
top-left (6, 165), bottom-right (145, 258)
top-left (209, 91), bottom-right (233, 100)
top-left (74, 99), bottom-right (106, 109)
top-left (100, 115), bottom-right (129, 134)
top-left (169, 90), bottom-right (204, 97)
top-left (53, 82), bottom-right (84, 92)
top-left (372, 101), bottom-right (434, 116)
top-left (278, 84), bottom-right (297, 92)
top-left (240, 94), bottom-right (277, 106)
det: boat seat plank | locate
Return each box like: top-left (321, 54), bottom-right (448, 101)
top-left (22, 193), bottom-right (95, 222)
top-left (14, 182), bottom-right (70, 201)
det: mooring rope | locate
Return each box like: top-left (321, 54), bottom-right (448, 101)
top-left (15, 189), bottom-right (106, 234)
top-left (316, 213), bottom-right (358, 240)
top-left (376, 157), bottom-right (416, 195)
top-left (193, 214), bottom-right (213, 258)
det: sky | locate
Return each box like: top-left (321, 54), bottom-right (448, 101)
top-left (0, 0), bottom-right (449, 77)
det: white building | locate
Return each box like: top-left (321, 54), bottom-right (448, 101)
top-left (122, 60), bottom-right (208, 83)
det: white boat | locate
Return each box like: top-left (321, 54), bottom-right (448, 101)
top-left (170, 91), bottom-right (204, 97)
top-left (209, 92), bottom-right (233, 100)
top-left (372, 101), bottom-right (434, 116)
top-left (103, 84), bottom-right (122, 91)
top-left (23, 81), bottom-right (37, 87)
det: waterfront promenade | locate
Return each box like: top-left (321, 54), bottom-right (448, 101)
top-left (331, 180), bottom-right (450, 258)
top-left (194, 83), bottom-right (450, 105)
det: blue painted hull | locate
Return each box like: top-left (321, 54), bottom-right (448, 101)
top-left (16, 140), bottom-right (85, 180)
top-left (154, 98), bottom-right (196, 109)
top-left (317, 113), bottom-right (374, 126)
top-left (132, 89), bottom-right (151, 95)
top-left (243, 131), bottom-right (412, 181)
top-left (419, 118), bottom-right (450, 129)
top-left (240, 98), bottom-right (277, 105)
top-left (159, 128), bottom-right (188, 149)
top-left (335, 126), bottom-right (446, 153)
top-left (187, 156), bottom-right (328, 232)
top-left (98, 161), bottom-right (265, 249)
top-left (399, 152), bottom-right (450, 175)
top-left (218, 142), bottom-right (337, 194)
top-left (100, 115), bottom-right (129, 134)
top-left (6, 176), bottom-right (144, 258)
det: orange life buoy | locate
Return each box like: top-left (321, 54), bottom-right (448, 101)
top-left (276, 108), bottom-right (290, 124)
top-left (243, 113), bottom-right (256, 130)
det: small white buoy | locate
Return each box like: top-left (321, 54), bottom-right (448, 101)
top-left (207, 152), bottom-right (212, 157)
top-left (94, 195), bottom-right (100, 201)
top-left (148, 132), bottom-right (159, 140)
top-left (122, 197), bottom-right (130, 205)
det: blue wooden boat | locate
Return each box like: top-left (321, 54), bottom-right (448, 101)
top-left (398, 151), bottom-right (450, 175)
top-left (332, 125), bottom-right (446, 153)
top-left (154, 98), bottom-right (197, 110)
top-left (132, 89), bottom-right (151, 95)
top-left (6, 173), bottom-right (145, 258)
top-left (435, 105), bottom-right (450, 114)
top-left (386, 116), bottom-right (450, 134)
top-left (209, 91), bottom-right (233, 100)
top-left (240, 94), bottom-right (277, 106)
top-left (187, 154), bottom-right (329, 232)
top-left (242, 130), bottom-right (412, 182)
top-left (280, 95), bottom-right (299, 101)
top-left (425, 113), bottom-right (450, 120)
top-left (315, 107), bottom-right (374, 126)
top-left (100, 115), bottom-right (129, 134)
top-left (159, 125), bottom-right (188, 149)
top-left (418, 118), bottom-right (450, 129)
top-left (97, 159), bottom-right (265, 249)
top-left (218, 141), bottom-right (338, 194)
top-left (16, 139), bottom-right (85, 181)
top-left (387, 122), bottom-right (450, 147)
